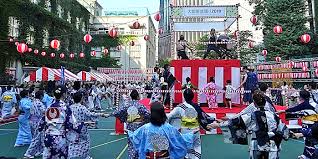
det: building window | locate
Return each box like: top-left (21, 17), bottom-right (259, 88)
top-left (8, 17), bottom-right (19, 37)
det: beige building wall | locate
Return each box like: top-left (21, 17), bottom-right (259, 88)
top-left (93, 15), bottom-right (157, 70)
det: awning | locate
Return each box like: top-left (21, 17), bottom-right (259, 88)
top-left (24, 67), bottom-right (79, 82)
top-left (90, 71), bottom-right (113, 81)
top-left (24, 67), bottom-right (60, 82)
top-left (77, 71), bottom-right (96, 81)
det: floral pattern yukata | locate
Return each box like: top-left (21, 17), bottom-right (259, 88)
top-left (204, 82), bottom-right (217, 109)
top-left (112, 100), bottom-right (150, 159)
top-left (24, 98), bottom-right (46, 157)
top-left (15, 97), bottom-right (32, 146)
top-left (38, 100), bottom-right (83, 159)
top-left (68, 103), bottom-right (102, 159)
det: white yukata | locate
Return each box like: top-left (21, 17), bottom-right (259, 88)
top-left (168, 102), bottom-right (214, 159)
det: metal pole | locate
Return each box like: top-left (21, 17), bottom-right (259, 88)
top-left (236, 4), bottom-right (241, 60)
top-left (169, 4), bottom-right (175, 59)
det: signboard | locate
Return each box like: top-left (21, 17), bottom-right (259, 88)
top-left (172, 6), bottom-right (238, 18)
top-left (174, 18), bottom-right (236, 32)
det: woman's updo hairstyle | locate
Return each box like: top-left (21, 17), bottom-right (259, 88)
top-left (252, 90), bottom-right (266, 109)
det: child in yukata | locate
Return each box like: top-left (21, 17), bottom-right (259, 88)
top-left (224, 80), bottom-right (235, 109)
top-left (204, 77), bottom-right (217, 109)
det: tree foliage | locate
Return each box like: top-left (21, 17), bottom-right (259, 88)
top-left (247, 0), bottom-right (318, 60)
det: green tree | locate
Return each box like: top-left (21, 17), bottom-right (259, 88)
top-left (248, 0), bottom-right (317, 60)
top-left (158, 58), bottom-right (171, 68)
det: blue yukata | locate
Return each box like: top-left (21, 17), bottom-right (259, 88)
top-left (1, 90), bottom-right (17, 118)
top-left (112, 100), bottom-right (150, 159)
top-left (300, 122), bottom-right (318, 159)
top-left (128, 123), bottom-right (195, 159)
top-left (68, 103), bottom-right (102, 159)
top-left (285, 100), bottom-right (318, 159)
top-left (15, 97), bottom-right (32, 146)
top-left (42, 93), bottom-right (54, 108)
top-left (39, 100), bottom-right (83, 159)
top-left (24, 98), bottom-right (46, 157)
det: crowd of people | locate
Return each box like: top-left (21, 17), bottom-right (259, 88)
top-left (1, 64), bottom-right (318, 159)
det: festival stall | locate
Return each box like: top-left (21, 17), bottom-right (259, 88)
top-left (23, 67), bottom-right (79, 82)
top-left (89, 71), bottom-right (113, 82)
top-left (77, 71), bottom-right (96, 81)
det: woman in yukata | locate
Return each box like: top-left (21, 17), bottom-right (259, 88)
top-left (14, 90), bottom-right (32, 147)
top-left (111, 89), bottom-right (150, 159)
top-left (68, 92), bottom-right (108, 159)
top-left (167, 88), bottom-right (216, 159)
top-left (38, 86), bottom-right (83, 159)
top-left (128, 102), bottom-right (196, 159)
top-left (24, 90), bottom-right (46, 158)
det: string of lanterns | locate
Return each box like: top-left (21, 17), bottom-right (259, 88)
top-left (249, 15), bottom-right (312, 62)
top-left (9, 8), bottom-right (163, 59)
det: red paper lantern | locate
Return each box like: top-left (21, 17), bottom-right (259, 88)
top-left (50, 53), bottom-right (56, 58)
top-left (302, 66), bottom-right (308, 72)
top-left (41, 51), bottom-right (46, 56)
top-left (248, 41), bottom-right (254, 48)
top-left (300, 34), bottom-right (311, 44)
top-left (157, 28), bottom-right (163, 35)
top-left (83, 34), bottom-right (92, 43)
top-left (132, 21), bottom-right (141, 29)
top-left (273, 25), bottom-right (283, 34)
top-left (315, 68), bottom-right (318, 75)
top-left (15, 42), bottom-right (19, 46)
top-left (50, 39), bottom-right (60, 49)
top-left (154, 13), bottom-right (161, 21)
top-left (144, 35), bottom-right (150, 41)
top-left (275, 56), bottom-right (281, 62)
top-left (108, 28), bottom-right (118, 38)
top-left (34, 49), bottom-right (39, 55)
top-left (59, 53), bottom-right (65, 59)
top-left (262, 49), bottom-right (268, 56)
top-left (130, 41), bottom-right (135, 46)
top-left (116, 45), bottom-right (122, 51)
top-left (28, 48), bottom-right (32, 52)
top-left (103, 48), bottom-right (109, 55)
top-left (70, 53), bottom-right (75, 59)
top-left (79, 52), bottom-right (85, 58)
top-left (17, 43), bottom-right (28, 53)
top-left (90, 50), bottom-right (96, 57)
top-left (250, 15), bottom-right (257, 25)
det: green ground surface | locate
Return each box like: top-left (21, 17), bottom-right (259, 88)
top-left (0, 117), bottom-right (303, 159)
